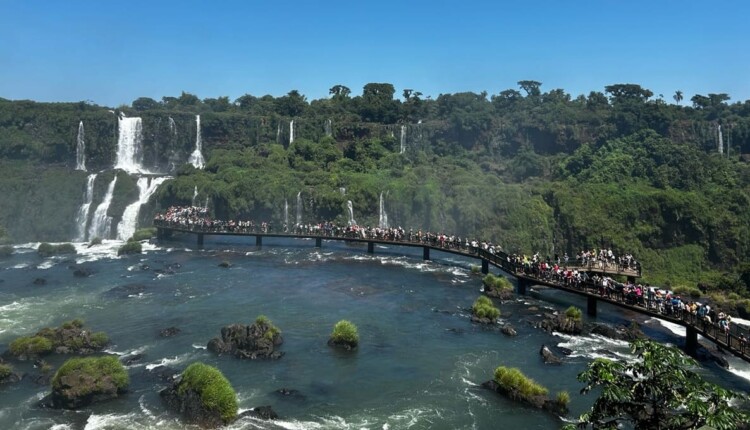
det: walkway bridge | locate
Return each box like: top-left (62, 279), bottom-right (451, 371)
top-left (154, 221), bottom-right (750, 364)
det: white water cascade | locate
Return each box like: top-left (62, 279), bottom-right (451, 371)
top-left (188, 115), bottom-right (206, 169)
top-left (192, 186), bottom-right (199, 206)
top-left (346, 200), bottom-right (357, 226)
top-left (378, 192), bottom-right (389, 229)
top-left (324, 119), bottom-right (332, 137)
top-left (168, 117), bottom-right (177, 137)
top-left (296, 191), bottom-right (302, 226)
top-left (75, 121), bottom-right (86, 171)
top-left (74, 173), bottom-right (98, 241)
top-left (115, 115), bottom-right (146, 174)
top-left (399, 125), bottom-right (406, 154)
top-left (276, 122), bottom-right (281, 143)
top-left (117, 176), bottom-right (169, 241)
top-left (284, 199), bottom-right (289, 231)
top-left (88, 175), bottom-right (118, 240)
top-left (718, 124), bottom-right (724, 155)
top-left (289, 120), bottom-right (295, 144)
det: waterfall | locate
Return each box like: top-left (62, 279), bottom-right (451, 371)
top-left (324, 119), bottom-right (332, 137)
top-left (295, 191), bottom-right (302, 226)
top-left (399, 125), bottom-right (406, 154)
top-left (192, 186), bottom-right (199, 206)
top-left (88, 175), bottom-right (118, 240)
top-left (168, 117), bottom-right (177, 137)
top-left (117, 176), bottom-right (169, 241)
top-left (115, 115), bottom-right (146, 174)
top-left (276, 122), bottom-right (281, 143)
top-left (346, 200), bottom-right (356, 226)
top-left (284, 199), bottom-right (289, 231)
top-left (718, 124), bottom-right (724, 155)
top-left (75, 121), bottom-right (86, 171)
top-left (289, 120), bottom-right (295, 144)
top-left (188, 115), bottom-right (206, 169)
top-left (378, 192), bottom-right (389, 229)
top-left (339, 187), bottom-right (346, 195)
top-left (74, 173), bottom-right (97, 241)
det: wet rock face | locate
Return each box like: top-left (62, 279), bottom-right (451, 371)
top-left (536, 313), bottom-right (583, 335)
top-left (159, 327), bottom-right (181, 338)
top-left (161, 384), bottom-right (226, 429)
top-left (540, 344), bottom-right (562, 365)
top-left (207, 322), bottom-right (283, 360)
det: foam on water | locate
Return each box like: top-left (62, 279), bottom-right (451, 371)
top-left (555, 332), bottom-right (634, 360)
top-left (145, 352), bottom-right (196, 371)
top-left (644, 317), bottom-right (686, 337)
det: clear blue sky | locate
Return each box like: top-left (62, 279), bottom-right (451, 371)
top-left (1, 0), bottom-right (749, 107)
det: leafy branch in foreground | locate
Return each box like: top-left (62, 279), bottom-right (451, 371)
top-left (570, 339), bottom-right (749, 430)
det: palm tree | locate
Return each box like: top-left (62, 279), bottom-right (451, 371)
top-left (673, 90), bottom-right (683, 105)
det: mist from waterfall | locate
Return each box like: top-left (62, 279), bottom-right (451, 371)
top-left (115, 115), bottom-right (146, 174)
top-left (346, 200), bottom-right (356, 226)
top-left (188, 115), bottom-right (206, 169)
top-left (88, 175), bottom-right (118, 240)
top-left (378, 192), bottom-right (389, 229)
top-left (117, 177), bottom-right (169, 240)
top-left (74, 173), bottom-right (97, 241)
top-left (75, 121), bottom-right (86, 171)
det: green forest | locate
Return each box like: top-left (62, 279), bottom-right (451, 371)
top-left (1, 81), bottom-right (749, 311)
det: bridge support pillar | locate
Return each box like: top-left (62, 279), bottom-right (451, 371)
top-left (481, 259), bottom-right (489, 274)
top-left (587, 296), bottom-right (598, 317)
top-left (367, 242), bottom-right (374, 254)
top-left (685, 326), bottom-right (698, 357)
top-left (256, 235), bottom-right (262, 247)
top-left (517, 278), bottom-right (528, 295)
top-left (315, 237), bottom-right (322, 248)
top-left (197, 234), bottom-right (204, 247)
top-left (423, 246), bottom-right (430, 261)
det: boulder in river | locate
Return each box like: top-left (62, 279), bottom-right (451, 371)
top-left (207, 316), bottom-right (283, 360)
top-left (160, 362), bottom-right (238, 428)
top-left (540, 344), bottom-right (562, 365)
top-left (41, 356), bottom-right (129, 409)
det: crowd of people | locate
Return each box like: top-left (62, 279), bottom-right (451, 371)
top-left (153, 206), bottom-right (746, 353)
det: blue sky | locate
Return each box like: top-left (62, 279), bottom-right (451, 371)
top-left (1, 0), bottom-right (749, 106)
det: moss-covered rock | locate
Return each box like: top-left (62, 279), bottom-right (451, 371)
top-left (471, 296), bottom-right (500, 324)
top-left (160, 362), bottom-right (238, 428)
top-left (37, 242), bottom-right (77, 257)
top-left (328, 320), bottom-right (359, 350)
top-left (207, 316), bottom-right (283, 360)
top-left (46, 356), bottom-right (129, 409)
top-left (117, 240), bottom-right (142, 255)
top-left (0, 362), bottom-right (22, 385)
top-left (130, 227), bottom-right (156, 242)
top-left (7, 319), bottom-right (109, 359)
top-left (483, 366), bottom-right (567, 415)
top-left (483, 273), bottom-right (514, 300)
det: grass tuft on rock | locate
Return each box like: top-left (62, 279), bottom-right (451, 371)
top-left (117, 240), bottom-right (142, 256)
top-left (331, 320), bottom-right (359, 345)
top-left (255, 315), bottom-right (281, 341)
top-left (130, 228), bottom-right (156, 242)
top-left (472, 296), bottom-right (500, 320)
top-left (0, 363), bottom-right (13, 380)
top-left (483, 273), bottom-right (513, 291)
top-left (38, 242), bottom-right (77, 257)
top-left (52, 356), bottom-right (129, 393)
top-left (178, 362), bottom-right (238, 423)
top-left (9, 336), bottom-right (53, 357)
top-left (565, 306), bottom-right (583, 321)
top-left (494, 366), bottom-right (548, 398)
top-left (556, 390), bottom-right (570, 407)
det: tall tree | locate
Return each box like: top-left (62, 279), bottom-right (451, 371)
top-left (673, 90), bottom-right (683, 105)
top-left (517, 80), bottom-right (542, 97)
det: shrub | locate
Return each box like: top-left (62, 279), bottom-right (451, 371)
top-left (130, 228), bottom-right (156, 242)
top-left (472, 296), bottom-right (500, 320)
top-left (38, 242), bottom-right (77, 257)
top-left (61, 319), bottom-right (85, 330)
top-left (0, 363), bottom-right (12, 379)
top-left (556, 391), bottom-right (570, 406)
top-left (9, 336), bottom-right (53, 357)
top-left (494, 366), bottom-right (548, 397)
top-left (255, 315), bottom-right (281, 341)
top-left (52, 356), bottom-right (129, 393)
top-left (483, 273), bottom-right (513, 291)
top-left (0, 245), bottom-right (12, 258)
top-left (470, 265), bottom-right (480, 274)
top-left (179, 362), bottom-right (238, 423)
top-left (565, 306), bottom-right (583, 321)
top-left (331, 320), bottom-right (359, 345)
top-left (117, 241), bottom-right (142, 255)
top-left (90, 332), bottom-right (110, 348)
top-left (673, 285), bottom-right (702, 299)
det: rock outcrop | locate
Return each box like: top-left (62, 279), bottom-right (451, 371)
top-left (207, 320), bottom-right (283, 360)
top-left (41, 356), bottom-right (129, 409)
top-left (540, 344), bottom-right (562, 365)
top-left (536, 312), bottom-right (583, 335)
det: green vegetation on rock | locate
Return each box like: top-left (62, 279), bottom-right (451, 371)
top-left (0, 363), bottom-right (13, 380)
top-left (117, 240), bottom-right (142, 255)
top-left (494, 366), bottom-right (548, 397)
top-left (130, 227), bottom-right (156, 242)
top-left (483, 273), bottom-right (513, 291)
top-left (331, 320), bottom-right (359, 346)
top-left (9, 336), bottom-right (53, 357)
top-left (178, 362), bottom-right (238, 423)
top-left (255, 315), bottom-right (281, 341)
top-left (52, 356), bottom-right (129, 394)
top-left (472, 296), bottom-right (500, 320)
top-left (37, 242), bottom-right (76, 257)
top-left (564, 306), bottom-right (582, 321)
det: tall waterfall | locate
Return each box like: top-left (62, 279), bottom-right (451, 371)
top-left (168, 117), bottom-right (177, 137)
top-left (718, 124), bottom-right (724, 155)
top-left (74, 173), bottom-right (97, 241)
top-left (378, 192), bottom-right (389, 229)
top-left (289, 120), bottom-right (295, 144)
top-left (346, 200), bottom-right (356, 226)
top-left (117, 177), bottom-right (169, 240)
top-left (192, 186), bottom-right (199, 206)
top-left (284, 199), bottom-right (289, 231)
top-left (296, 191), bottom-right (302, 226)
top-left (276, 122), bottom-right (281, 144)
top-left (324, 119), bottom-right (332, 137)
top-left (115, 115), bottom-right (146, 173)
top-left (88, 175), bottom-right (118, 240)
top-left (399, 125), bottom-right (406, 154)
top-left (188, 115), bottom-right (206, 169)
top-left (75, 121), bottom-right (86, 171)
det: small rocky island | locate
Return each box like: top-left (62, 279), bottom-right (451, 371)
top-left (207, 315), bottom-right (283, 359)
top-left (482, 273), bottom-right (514, 300)
top-left (471, 295), bottom-right (500, 324)
top-left (41, 356), bottom-right (129, 409)
top-left (7, 319), bottom-right (109, 360)
top-left (328, 320), bottom-right (359, 350)
top-left (483, 366), bottom-right (568, 415)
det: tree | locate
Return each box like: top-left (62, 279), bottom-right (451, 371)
top-left (673, 90), bottom-right (683, 105)
top-left (275, 90), bottom-right (307, 117)
top-left (329, 85), bottom-right (351, 100)
top-left (518, 80), bottom-right (542, 97)
top-left (573, 339), bottom-right (748, 430)
top-left (604, 84), bottom-right (653, 103)
top-left (131, 97), bottom-right (160, 111)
